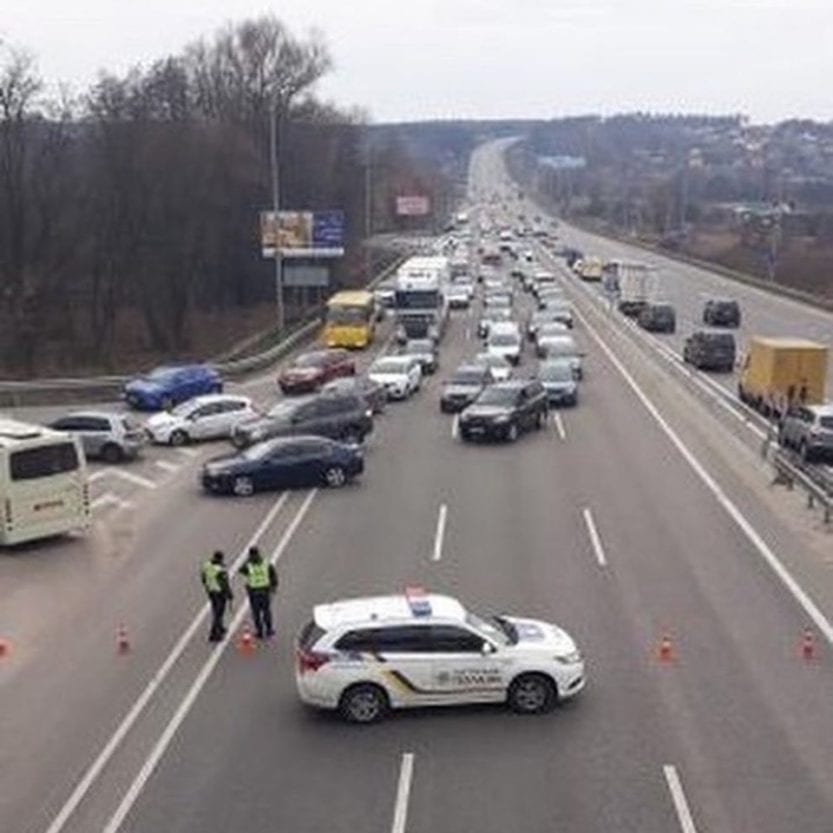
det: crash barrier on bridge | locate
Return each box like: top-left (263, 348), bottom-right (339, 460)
top-left (565, 219), bottom-right (833, 314)
top-left (765, 444), bottom-right (833, 526)
top-left (0, 253), bottom-right (405, 408)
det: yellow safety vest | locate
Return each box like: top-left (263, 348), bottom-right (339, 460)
top-left (245, 561), bottom-right (270, 590)
top-left (202, 561), bottom-right (222, 593)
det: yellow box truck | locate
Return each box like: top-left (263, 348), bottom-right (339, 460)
top-left (738, 337), bottom-right (828, 417)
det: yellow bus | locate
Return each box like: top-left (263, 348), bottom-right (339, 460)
top-left (323, 290), bottom-right (377, 349)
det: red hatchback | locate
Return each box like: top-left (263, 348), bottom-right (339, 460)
top-left (278, 349), bottom-right (356, 395)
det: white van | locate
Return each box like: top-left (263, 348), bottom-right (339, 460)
top-left (0, 419), bottom-right (90, 546)
top-left (487, 322), bottom-right (522, 366)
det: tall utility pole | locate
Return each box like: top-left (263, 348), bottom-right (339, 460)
top-left (364, 141), bottom-right (372, 279)
top-left (269, 101), bottom-right (284, 333)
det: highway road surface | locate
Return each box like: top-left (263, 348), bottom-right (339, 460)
top-left (1, 140), bottom-right (832, 833)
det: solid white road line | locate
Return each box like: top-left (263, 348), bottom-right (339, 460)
top-left (582, 507), bottom-right (608, 567)
top-left (391, 753), bottom-right (415, 833)
top-left (576, 306), bottom-right (833, 646)
top-left (432, 503), bottom-right (448, 562)
top-left (451, 415), bottom-right (459, 440)
top-left (43, 492), bottom-right (291, 833)
top-left (553, 412), bottom-right (567, 441)
top-left (153, 460), bottom-right (180, 473)
top-left (109, 469), bottom-right (157, 490)
top-left (89, 470), bottom-right (108, 482)
top-left (174, 447), bottom-right (197, 458)
top-left (101, 490), bottom-right (317, 833)
top-left (663, 765), bottom-right (699, 833)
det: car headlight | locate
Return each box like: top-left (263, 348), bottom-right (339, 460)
top-left (554, 650), bottom-right (582, 665)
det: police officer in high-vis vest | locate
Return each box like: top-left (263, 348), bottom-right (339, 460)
top-left (201, 551), bottom-right (234, 642)
top-left (239, 546), bottom-right (278, 639)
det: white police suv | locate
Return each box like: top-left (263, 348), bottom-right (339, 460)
top-left (295, 589), bottom-right (585, 723)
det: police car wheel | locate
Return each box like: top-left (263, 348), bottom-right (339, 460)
top-left (232, 476), bottom-right (254, 497)
top-left (508, 673), bottom-right (557, 715)
top-left (339, 683), bottom-right (388, 724)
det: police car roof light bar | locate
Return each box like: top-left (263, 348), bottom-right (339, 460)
top-left (404, 585), bottom-right (432, 617)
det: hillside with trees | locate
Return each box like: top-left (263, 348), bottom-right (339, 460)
top-left (0, 18), bottom-right (450, 377)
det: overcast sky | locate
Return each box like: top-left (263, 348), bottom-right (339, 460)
top-left (3, 0), bottom-right (832, 123)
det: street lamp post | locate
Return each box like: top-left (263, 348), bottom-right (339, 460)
top-left (269, 101), bottom-right (284, 333)
top-left (364, 142), bottom-right (373, 279)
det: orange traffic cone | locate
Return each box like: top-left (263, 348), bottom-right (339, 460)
top-left (801, 627), bottom-right (816, 662)
top-left (657, 631), bottom-right (675, 663)
top-left (236, 625), bottom-right (255, 656)
top-left (116, 624), bottom-right (130, 655)
top-left (0, 638), bottom-right (9, 659)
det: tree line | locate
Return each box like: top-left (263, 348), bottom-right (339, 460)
top-left (0, 16), bottom-right (448, 376)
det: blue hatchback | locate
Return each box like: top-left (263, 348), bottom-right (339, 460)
top-left (124, 365), bottom-right (223, 411)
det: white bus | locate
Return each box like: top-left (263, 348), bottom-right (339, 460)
top-left (0, 419), bottom-right (90, 546)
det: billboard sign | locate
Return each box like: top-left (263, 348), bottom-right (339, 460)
top-left (261, 210), bottom-right (345, 258)
top-left (396, 195), bottom-right (431, 217)
top-left (283, 263), bottom-right (330, 288)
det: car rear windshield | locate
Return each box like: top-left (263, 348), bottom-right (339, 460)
top-left (704, 333), bottom-right (735, 346)
top-left (405, 340), bottom-right (433, 352)
top-left (10, 442), bottom-right (80, 481)
top-left (490, 333), bottom-right (519, 346)
top-left (294, 353), bottom-right (327, 368)
top-left (540, 363), bottom-right (573, 382)
top-left (451, 370), bottom-right (485, 384)
top-left (476, 387), bottom-right (518, 405)
top-left (298, 620), bottom-right (326, 650)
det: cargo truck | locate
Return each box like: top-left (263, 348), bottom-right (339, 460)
top-left (737, 337), bottom-right (828, 418)
top-left (393, 256), bottom-right (450, 344)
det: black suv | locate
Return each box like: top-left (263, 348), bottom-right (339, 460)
top-left (682, 330), bottom-right (736, 372)
top-left (638, 303), bottom-right (676, 333)
top-left (459, 380), bottom-right (548, 442)
top-left (231, 392), bottom-right (373, 448)
top-left (702, 298), bottom-right (741, 327)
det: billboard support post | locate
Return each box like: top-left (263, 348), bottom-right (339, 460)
top-left (269, 102), bottom-right (284, 333)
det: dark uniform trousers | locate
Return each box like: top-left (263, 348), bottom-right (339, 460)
top-left (247, 588), bottom-right (273, 638)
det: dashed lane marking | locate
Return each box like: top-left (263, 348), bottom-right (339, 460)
top-left (391, 753), bottom-right (415, 833)
top-left (582, 507), bottom-right (608, 567)
top-left (154, 460), bottom-right (181, 473)
top-left (431, 503), bottom-right (448, 562)
top-left (108, 469), bottom-right (157, 490)
top-left (576, 305), bottom-right (833, 647)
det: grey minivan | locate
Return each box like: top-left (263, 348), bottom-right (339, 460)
top-left (49, 411), bottom-right (145, 462)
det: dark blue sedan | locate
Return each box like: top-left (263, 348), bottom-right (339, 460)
top-left (201, 435), bottom-right (363, 496)
top-left (124, 365), bottom-right (222, 411)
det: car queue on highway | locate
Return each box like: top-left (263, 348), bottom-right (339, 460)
top-left (5, 138), bottom-right (833, 833)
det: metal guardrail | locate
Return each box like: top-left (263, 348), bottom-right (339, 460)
top-left (0, 254), bottom-right (406, 408)
top-left (765, 440), bottom-right (832, 525)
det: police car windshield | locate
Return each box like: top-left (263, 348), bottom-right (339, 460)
top-left (465, 612), bottom-right (516, 646)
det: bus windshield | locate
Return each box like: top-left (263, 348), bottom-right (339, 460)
top-left (327, 304), bottom-right (370, 325)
